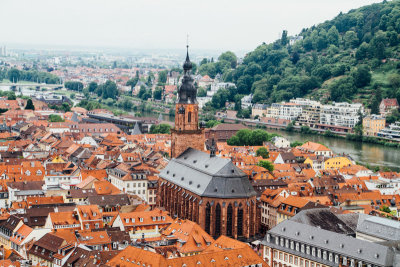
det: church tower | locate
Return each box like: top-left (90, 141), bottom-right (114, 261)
top-left (171, 46), bottom-right (205, 158)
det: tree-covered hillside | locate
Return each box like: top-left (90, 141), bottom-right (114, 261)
top-left (203, 0), bottom-right (400, 115)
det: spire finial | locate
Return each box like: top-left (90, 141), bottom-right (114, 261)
top-left (186, 34), bottom-right (190, 61)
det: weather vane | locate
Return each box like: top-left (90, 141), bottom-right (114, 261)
top-left (186, 34), bottom-right (189, 48)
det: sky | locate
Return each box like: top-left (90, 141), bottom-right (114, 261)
top-left (0, 0), bottom-right (383, 53)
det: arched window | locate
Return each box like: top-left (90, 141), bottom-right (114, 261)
top-left (205, 203), bottom-right (211, 234)
top-left (237, 204), bottom-right (243, 237)
top-left (188, 111), bottom-right (192, 123)
top-left (227, 204), bottom-right (233, 237)
top-left (215, 203), bottom-right (221, 237)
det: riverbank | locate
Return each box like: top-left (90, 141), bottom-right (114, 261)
top-left (218, 116), bottom-right (400, 148)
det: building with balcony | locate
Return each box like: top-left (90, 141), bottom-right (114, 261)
top-left (320, 102), bottom-right (363, 129)
top-left (377, 121), bottom-right (400, 140)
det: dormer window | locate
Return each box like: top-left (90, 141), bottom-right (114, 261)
top-left (139, 218), bottom-right (143, 222)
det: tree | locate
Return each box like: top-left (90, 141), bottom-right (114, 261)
top-left (205, 120), bottom-right (220, 128)
top-left (290, 141), bottom-right (303, 147)
top-left (153, 88), bottom-right (163, 100)
top-left (158, 70), bottom-right (168, 84)
top-left (200, 58), bottom-right (208, 66)
top-left (251, 129), bottom-right (269, 145)
top-left (389, 73), bottom-right (400, 89)
top-left (6, 92), bottom-right (16, 100)
top-left (65, 81), bottom-right (84, 91)
top-left (25, 99), bottom-right (35, 110)
top-left (257, 160), bottom-right (274, 172)
top-left (356, 42), bottom-right (370, 60)
top-left (344, 31), bottom-right (359, 48)
top-left (7, 68), bottom-right (20, 83)
top-left (48, 114), bottom-right (64, 122)
top-left (227, 129), bottom-right (270, 146)
top-left (327, 26), bottom-right (339, 46)
top-left (150, 124), bottom-right (171, 134)
top-left (380, 205), bottom-right (391, 214)
top-left (256, 147), bottom-right (269, 159)
top-left (100, 80), bottom-right (119, 99)
top-left (352, 66), bottom-right (371, 88)
top-left (87, 81), bottom-right (98, 92)
top-left (61, 102), bottom-right (71, 112)
top-left (281, 30), bottom-right (288, 46)
top-left (126, 74), bottom-right (139, 89)
top-left (197, 87), bottom-right (207, 97)
top-left (329, 76), bottom-right (356, 101)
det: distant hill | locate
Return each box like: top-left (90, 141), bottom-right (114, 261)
top-left (203, 0), bottom-right (400, 117)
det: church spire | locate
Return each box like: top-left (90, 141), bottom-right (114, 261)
top-left (183, 45), bottom-right (192, 74)
top-left (178, 45), bottom-right (196, 104)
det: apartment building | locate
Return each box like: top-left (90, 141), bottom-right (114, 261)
top-left (280, 103), bottom-right (303, 121)
top-left (320, 102), bottom-right (363, 128)
top-left (363, 115), bottom-right (386, 136)
top-left (263, 210), bottom-right (400, 267)
top-left (296, 104), bottom-right (321, 128)
top-left (377, 121), bottom-right (400, 140)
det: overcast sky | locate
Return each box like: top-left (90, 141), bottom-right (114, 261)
top-left (0, 0), bottom-right (383, 53)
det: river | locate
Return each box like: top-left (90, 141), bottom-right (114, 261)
top-left (266, 130), bottom-right (400, 171)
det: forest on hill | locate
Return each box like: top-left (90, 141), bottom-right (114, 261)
top-left (200, 0), bottom-right (400, 117)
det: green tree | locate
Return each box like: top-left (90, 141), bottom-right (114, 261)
top-left (352, 66), bottom-right (371, 88)
top-left (257, 160), bottom-right (274, 172)
top-left (329, 76), bottom-right (356, 101)
top-left (153, 88), bottom-right (163, 100)
top-left (150, 124), bottom-right (171, 134)
top-left (158, 70), bottom-right (168, 84)
top-left (380, 205), bottom-right (391, 214)
top-left (290, 141), bottom-right (303, 147)
top-left (256, 147), bottom-right (269, 159)
top-left (251, 129), bottom-right (270, 146)
top-left (356, 42), bottom-right (369, 60)
top-left (25, 99), bottom-right (35, 110)
top-left (281, 30), bottom-right (288, 46)
top-left (65, 81), bottom-right (84, 91)
top-left (6, 92), bottom-right (16, 100)
top-left (7, 68), bottom-right (20, 83)
top-left (205, 120), bottom-right (220, 128)
top-left (327, 26), bottom-right (340, 46)
top-left (126, 73), bottom-right (139, 89)
top-left (197, 87), bottom-right (207, 97)
top-left (87, 81), bottom-right (98, 92)
top-left (101, 80), bottom-right (119, 99)
top-left (389, 73), bottom-right (400, 89)
top-left (218, 51), bottom-right (238, 69)
top-left (48, 114), bottom-right (64, 122)
top-left (344, 31), bottom-right (359, 48)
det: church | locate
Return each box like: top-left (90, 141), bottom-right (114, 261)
top-left (157, 47), bottom-right (257, 239)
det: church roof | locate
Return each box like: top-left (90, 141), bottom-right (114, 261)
top-left (131, 122), bottom-right (142, 135)
top-left (159, 148), bottom-right (256, 198)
